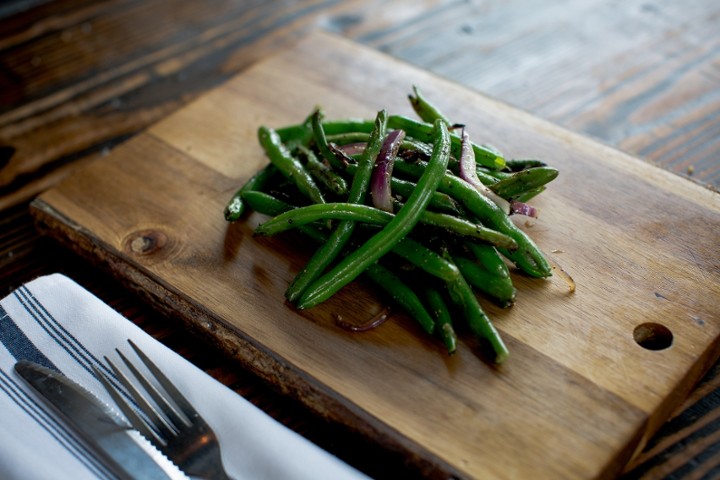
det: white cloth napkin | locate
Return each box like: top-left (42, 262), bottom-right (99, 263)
top-left (0, 273), bottom-right (369, 480)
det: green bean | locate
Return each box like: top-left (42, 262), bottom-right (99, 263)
top-left (390, 177), bottom-right (462, 214)
top-left (242, 189), bottom-right (437, 335)
top-left (466, 242), bottom-right (511, 279)
top-left (239, 97), bottom-right (560, 363)
top-left (240, 190), bottom-right (327, 243)
top-left (395, 242), bottom-right (509, 361)
top-left (408, 85), bottom-right (452, 127)
top-left (242, 192), bottom-right (456, 340)
top-left (453, 256), bottom-right (516, 307)
top-left (504, 159), bottom-right (547, 171)
top-left (393, 157), bottom-right (552, 278)
top-left (223, 164), bottom-right (278, 222)
top-left (388, 115), bottom-right (505, 170)
top-left (246, 190), bottom-right (506, 352)
top-left (443, 254), bottom-right (509, 363)
top-left (308, 115), bottom-right (504, 169)
top-left (241, 190), bottom-right (294, 216)
top-left (278, 113), bottom-right (504, 168)
top-left (255, 202), bottom-right (516, 249)
top-left (363, 264), bottom-right (436, 335)
top-left (345, 162), bottom-right (461, 214)
top-left (257, 126), bottom-right (325, 205)
top-left (470, 166), bottom-right (503, 186)
top-left (276, 117), bottom-right (373, 144)
top-left (326, 131), bottom-right (370, 145)
top-left (297, 144), bottom-right (348, 196)
top-left (311, 109), bottom-right (345, 170)
top-left (285, 110), bottom-right (389, 303)
top-left (490, 166), bottom-right (559, 200)
top-left (298, 119), bottom-right (451, 309)
top-left (255, 203), bottom-right (389, 234)
top-left (414, 209), bottom-right (517, 249)
top-left (277, 115), bottom-right (506, 170)
top-left (391, 239), bottom-right (511, 361)
top-left (327, 132), bottom-right (433, 157)
top-left (388, 239), bottom-right (461, 312)
top-left (513, 186), bottom-right (546, 203)
top-left (319, 119), bottom-right (374, 135)
top-left (423, 287), bottom-right (457, 354)
top-left (390, 237), bottom-right (462, 284)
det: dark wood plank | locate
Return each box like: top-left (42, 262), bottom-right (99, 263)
top-left (1, 0), bottom-right (718, 211)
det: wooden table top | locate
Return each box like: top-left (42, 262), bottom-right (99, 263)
top-left (1, 1), bottom-right (718, 478)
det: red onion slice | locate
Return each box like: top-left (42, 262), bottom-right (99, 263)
top-left (510, 200), bottom-right (538, 218)
top-left (458, 127), bottom-right (511, 214)
top-left (337, 142), bottom-right (367, 157)
top-left (335, 307), bottom-right (391, 332)
top-left (371, 129), bottom-right (406, 212)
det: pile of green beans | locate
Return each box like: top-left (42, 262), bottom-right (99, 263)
top-left (224, 87), bottom-right (559, 363)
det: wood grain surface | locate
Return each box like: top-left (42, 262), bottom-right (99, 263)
top-left (29, 32), bottom-right (720, 480)
top-left (2, 1), bottom-right (720, 478)
top-left (1, 0), bottom-right (719, 212)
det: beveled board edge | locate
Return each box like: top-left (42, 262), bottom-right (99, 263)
top-left (29, 197), bottom-right (465, 480)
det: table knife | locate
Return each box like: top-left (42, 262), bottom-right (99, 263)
top-left (15, 360), bottom-right (188, 480)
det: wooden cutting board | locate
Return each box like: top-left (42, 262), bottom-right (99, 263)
top-left (30, 31), bottom-right (720, 479)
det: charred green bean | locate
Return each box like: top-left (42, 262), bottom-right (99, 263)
top-left (257, 126), bottom-right (325, 205)
top-left (298, 119), bottom-right (451, 309)
top-left (254, 202), bottom-right (517, 250)
top-left (223, 163), bottom-right (278, 222)
top-left (285, 110), bottom-right (388, 303)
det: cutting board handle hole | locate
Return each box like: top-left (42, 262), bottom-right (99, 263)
top-left (633, 322), bottom-right (673, 351)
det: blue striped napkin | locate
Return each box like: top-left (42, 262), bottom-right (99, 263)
top-left (0, 274), bottom-right (369, 480)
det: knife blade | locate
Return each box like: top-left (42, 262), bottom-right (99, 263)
top-left (15, 360), bottom-right (188, 480)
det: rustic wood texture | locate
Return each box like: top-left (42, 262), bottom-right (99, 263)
top-left (2, 1), bottom-right (719, 478)
top-left (28, 32), bottom-right (720, 479)
top-left (1, 0), bottom-right (718, 212)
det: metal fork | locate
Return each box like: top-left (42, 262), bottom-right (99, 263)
top-left (94, 339), bottom-right (232, 480)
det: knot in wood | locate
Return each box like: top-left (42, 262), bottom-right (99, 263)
top-left (125, 229), bottom-right (168, 256)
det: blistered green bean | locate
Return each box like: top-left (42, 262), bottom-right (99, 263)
top-left (285, 110), bottom-right (388, 303)
top-left (243, 189), bottom-right (438, 335)
top-left (223, 163), bottom-right (277, 222)
top-left (408, 85), bottom-right (452, 127)
top-left (257, 126), bottom-right (325, 205)
top-left (466, 242), bottom-right (511, 279)
top-left (388, 115), bottom-right (505, 170)
top-left (363, 263), bottom-right (436, 335)
top-left (345, 163), bottom-right (461, 215)
top-left (298, 119), bottom-right (451, 309)
top-left (490, 166), bottom-right (559, 200)
top-left (327, 132), bottom-right (433, 158)
top-left (445, 257), bottom-right (510, 363)
top-left (504, 159), bottom-right (547, 171)
top-left (311, 109), bottom-right (345, 170)
top-left (390, 237), bottom-right (508, 356)
top-left (453, 256), bottom-right (516, 307)
top-left (255, 202), bottom-right (516, 249)
top-left (423, 287), bottom-right (457, 354)
top-left (297, 144), bottom-right (348, 196)
top-left (240, 190), bottom-right (326, 243)
top-left (393, 157), bottom-right (552, 278)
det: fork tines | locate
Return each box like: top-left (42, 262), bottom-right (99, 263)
top-left (94, 339), bottom-right (231, 479)
top-left (95, 341), bottom-right (187, 445)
